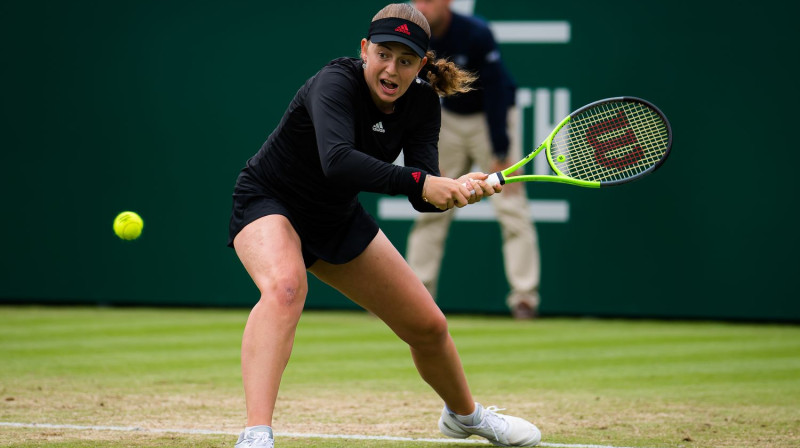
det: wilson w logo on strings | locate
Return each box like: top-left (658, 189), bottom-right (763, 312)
top-left (585, 110), bottom-right (644, 170)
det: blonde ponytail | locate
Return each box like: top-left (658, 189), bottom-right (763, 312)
top-left (422, 50), bottom-right (477, 97)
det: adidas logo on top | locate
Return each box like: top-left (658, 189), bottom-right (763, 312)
top-left (395, 23), bottom-right (410, 35)
top-left (372, 121), bottom-right (385, 133)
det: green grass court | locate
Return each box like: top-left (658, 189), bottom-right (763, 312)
top-left (1, 306), bottom-right (798, 447)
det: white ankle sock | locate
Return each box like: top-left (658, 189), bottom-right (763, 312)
top-left (452, 403), bottom-right (482, 426)
top-left (245, 425), bottom-right (273, 437)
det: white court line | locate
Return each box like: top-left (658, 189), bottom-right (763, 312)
top-left (0, 421), bottom-right (662, 448)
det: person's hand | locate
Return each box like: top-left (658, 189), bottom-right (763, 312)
top-left (491, 157), bottom-right (523, 195)
top-left (456, 172), bottom-right (502, 204)
top-left (421, 175), bottom-right (472, 210)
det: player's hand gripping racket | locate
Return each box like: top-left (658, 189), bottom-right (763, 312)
top-left (486, 97), bottom-right (672, 188)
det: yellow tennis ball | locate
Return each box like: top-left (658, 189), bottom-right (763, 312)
top-left (113, 211), bottom-right (144, 240)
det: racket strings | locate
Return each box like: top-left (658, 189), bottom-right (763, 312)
top-left (558, 106), bottom-right (666, 181)
top-left (551, 101), bottom-right (669, 182)
top-left (564, 109), bottom-right (664, 180)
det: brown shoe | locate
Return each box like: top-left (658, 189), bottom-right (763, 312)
top-left (511, 302), bottom-right (537, 320)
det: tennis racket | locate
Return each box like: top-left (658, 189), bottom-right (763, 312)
top-left (486, 97), bottom-right (672, 188)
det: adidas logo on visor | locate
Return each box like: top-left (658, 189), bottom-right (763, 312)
top-left (394, 23), bottom-right (410, 35)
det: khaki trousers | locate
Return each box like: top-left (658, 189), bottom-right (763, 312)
top-left (406, 107), bottom-right (540, 309)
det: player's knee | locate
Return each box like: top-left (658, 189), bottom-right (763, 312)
top-left (405, 313), bottom-right (449, 350)
top-left (258, 273), bottom-right (307, 310)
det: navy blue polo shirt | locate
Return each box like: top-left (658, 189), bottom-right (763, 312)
top-left (430, 12), bottom-right (517, 159)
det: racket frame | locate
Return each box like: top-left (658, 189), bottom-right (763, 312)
top-left (490, 97), bottom-right (672, 188)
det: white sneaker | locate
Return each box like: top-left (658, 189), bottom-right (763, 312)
top-left (234, 428), bottom-right (274, 448)
top-left (439, 403), bottom-right (541, 447)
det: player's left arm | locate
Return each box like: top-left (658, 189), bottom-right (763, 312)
top-left (403, 86), bottom-right (494, 210)
top-left (402, 86), bottom-right (445, 212)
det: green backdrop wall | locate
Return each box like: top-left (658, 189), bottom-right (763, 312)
top-left (2, 1), bottom-right (798, 321)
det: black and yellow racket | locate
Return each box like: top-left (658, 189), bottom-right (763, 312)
top-left (487, 97), bottom-right (672, 188)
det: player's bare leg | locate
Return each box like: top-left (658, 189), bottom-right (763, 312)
top-left (309, 230), bottom-right (474, 415)
top-left (310, 230), bottom-right (540, 446)
top-left (234, 215), bottom-right (308, 430)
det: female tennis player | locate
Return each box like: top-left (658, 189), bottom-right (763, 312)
top-left (228, 4), bottom-right (541, 447)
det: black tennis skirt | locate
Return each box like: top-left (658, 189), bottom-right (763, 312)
top-left (227, 172), bottom-right (379, 268)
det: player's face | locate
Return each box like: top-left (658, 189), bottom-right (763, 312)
top-left (361, 40), bottom-right (427, 114)
top-left (412, 0), bottom-right (450, 29)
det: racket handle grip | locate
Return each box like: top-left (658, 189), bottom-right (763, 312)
top-left (486, 172), bottom-right (505, 186)
top-left (467, 173), bottom-right (505, 195)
